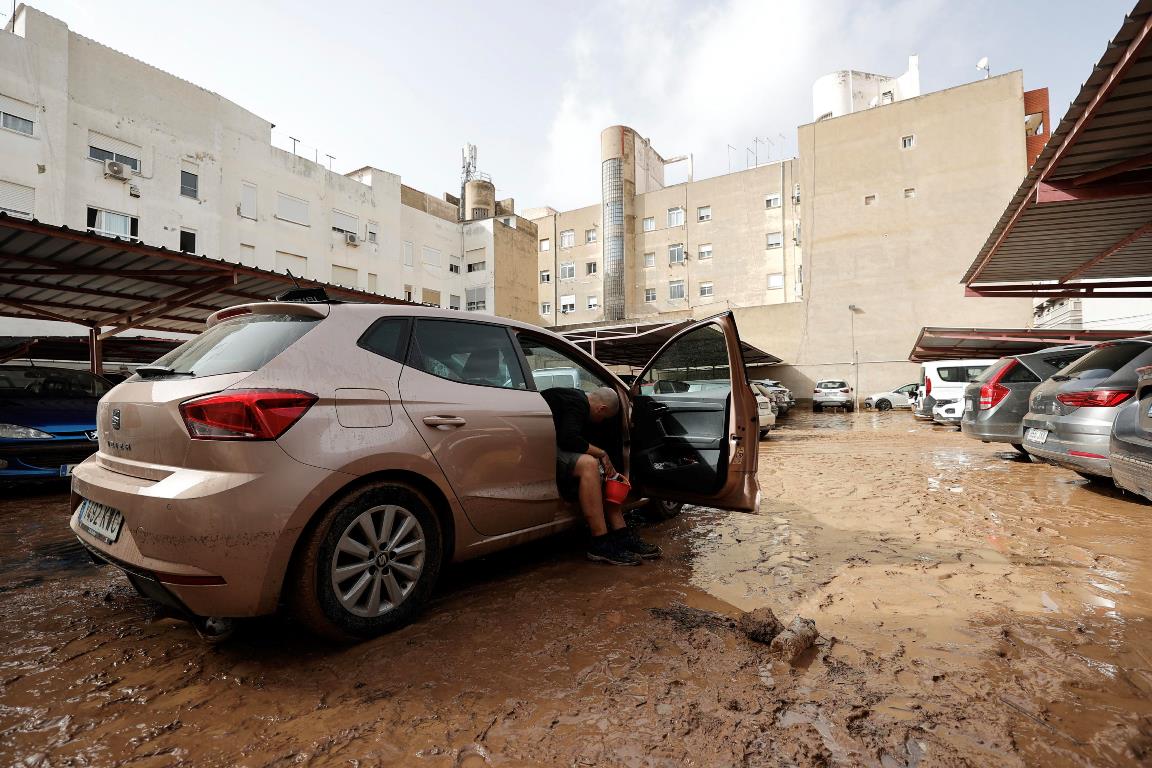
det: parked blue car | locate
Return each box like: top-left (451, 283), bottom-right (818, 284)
top-left (0, 365), bottom-right (110, 479)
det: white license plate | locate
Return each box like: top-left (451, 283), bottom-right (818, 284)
top-left (1026, 428), bottom-right (1048, 444)
top-left (79, 499), bottom-right (124, 544)
top-left (963, 400), bottom-right (973, 413)
top-left (59, 464), bottom-right (76, 477)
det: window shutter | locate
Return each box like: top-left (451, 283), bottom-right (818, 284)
top-left (332, 209), bottom-right (358, 234)
top-left (88, 131), bottom-right (141, 159)
top-left (465, 287), bottom-right (485, 303)
top-left (0, 179), bottom-right (34, 217)
top-left (276, 192), bottom-right (309, 225)
top-left (0, 94), bottom-right (36, 122)
top-left (240, 182), bottom-right (257, 218)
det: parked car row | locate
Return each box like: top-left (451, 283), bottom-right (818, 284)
top-left (955, 337), bottom-right (1152, 501)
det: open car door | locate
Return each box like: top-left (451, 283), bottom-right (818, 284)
top-left (629, 312), bottom-right (760, 512)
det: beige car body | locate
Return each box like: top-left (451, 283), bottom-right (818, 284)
top-left (69, 302), bottom-right (760, 625)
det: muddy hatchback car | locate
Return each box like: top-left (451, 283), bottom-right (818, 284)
top-left (70, 299), bottom-right (760, 640)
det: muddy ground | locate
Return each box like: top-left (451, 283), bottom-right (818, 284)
top-left (1, 410), bottom-right (1150, 767)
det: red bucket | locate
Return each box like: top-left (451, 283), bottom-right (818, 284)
top-left (604, 474), bottom-right (631, 505)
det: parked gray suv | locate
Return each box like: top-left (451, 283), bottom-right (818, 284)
top-left (961, 345), bottom-right (1091, 453)
top-left (1021, 337), bottom-right (1152, 479)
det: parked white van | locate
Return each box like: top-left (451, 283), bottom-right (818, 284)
top-left (914, 360), bottom-right (997, 421)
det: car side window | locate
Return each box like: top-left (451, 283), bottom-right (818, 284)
top-left (516, 335), bottom-right (609, 393)
top-left (358, 317), bottom-right (411, 363)
top-left (408, 319), bottom-right (527, 390)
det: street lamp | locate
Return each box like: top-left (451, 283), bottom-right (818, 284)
top-left (848, 305), bottom-right (861, 408)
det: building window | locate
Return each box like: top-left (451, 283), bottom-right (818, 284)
top-left (698, 243), bottom-right (713, 260)
top-left (644, 288), bottom-right (657, 303)
top-left (367, 222), bottom-right (378, 243)
top-left (403, 241), bottom-right (414, 266)
top-left (471, 207), bottom-right (488, 219)
top-left (560, 294), bottom-right (576, 313)
top-left (540, 270), bottom-right (551, 284)
top-left (560, 229), bottom-right (575, 248)
top-left (699, 281), bottom-right (713, 298)
top-left (697, 206), bottom-right (712, 222)
top-left (901, 135), bottom-right (915, 150)
top-left (86, 207), bottom-right (138, 240)
top-left (180, 170), bottom-right (198, 199)
top-left (642, 217), bottom-right (655, 232)
top-left (585, 228), bottom-right (597, 243)
top-left (448, 256), bottom-right (462, 274)
top-left (767, 272), bottom-right (784, 290)
top-left (404, 285), bottom-right (413, 302)
top-left (904, 187), bottom-right (917, 199)
top-left (179, 229), bottom-right (196, 254)
top-left (422, 246), bottom-right (442, 266)
top-left (449, 294), bottom-right (461, 310)
top-left (88, 144), bottom-right (139, 172)
top-left (881, 91), bottom-right (894, 105)
top-left (765, 194), bottom-right (781, 209)
top-left (1, 110), bottom-right (33, 136)
top-left (276, 192), bottom-right (309, 225)
top-left (667, 207), bottom-right (684, 227)
top-left (0, 179), bottom-right (35, 218)
top-left (240, 181), bottom-right (257, 219)
top-left (541, 301), bottom-right (552, 315)
top-left (792, 183), bottom-right (801, 204)
top-left (669, 280), bottom-right (685, 300)
top-left (587, 295), bottom-right (599, 310)
top-left (668, 244), bottom-right (685, 265)
top-left (331, 209), bottom-right (359, 236)
top-left (586, 261), bottom-right (598, 275)
top-left (467, 260), bottom-right (486, 272)
top-left (864, 194), bottom-right (877, 206)
top-left (560, 262), bottom-right (575, 280)
top-left (766, 232), bottom-right (783, 249)
top-left (466, 287), bottom-right (486, 311)
top-left (422, 288), bottom-right (441, 307)
top-left (540, 238), bottom-right (551, 252)
top-left (644, 251), bottom-right (656, 268)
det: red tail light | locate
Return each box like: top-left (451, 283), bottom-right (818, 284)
top-left (180, 389), bottom-right (317, 440)
top-left (979, 359), bottom-right (1017, 410)
top-left (1055, 390), bottom-right (1132, 409)
top-left (925, 378), bottom-right (932, 396)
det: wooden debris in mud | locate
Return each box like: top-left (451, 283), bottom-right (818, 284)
top-left (650, 602), bottom-right (820, 663)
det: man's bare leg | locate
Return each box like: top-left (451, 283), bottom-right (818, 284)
top-left (574, 454), bottom-right (608, 536)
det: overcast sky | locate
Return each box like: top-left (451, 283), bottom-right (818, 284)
top-left (14, 0), bottom-right (1136, 211)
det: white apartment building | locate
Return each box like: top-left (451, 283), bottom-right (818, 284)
top-left (0, 5), bottom-right (538, 326)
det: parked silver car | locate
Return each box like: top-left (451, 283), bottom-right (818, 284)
top-left (1021, 337), bottom-right (1152, 479)
top-left (961, 345), bottom-right (1091, 452)
top-left (1110, 376), bottom-right (1152, 501)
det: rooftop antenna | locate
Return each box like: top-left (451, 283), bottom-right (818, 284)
top-left (976, 56), bottom-right (990, 80)
top-left (285, 270), bottom-right (302, 289)
top-left (727, 144), bottom-right (736, 173)
top-left (288, 136), bottom-right (299, 155)
top-left (325, 153), bottom-right (335, 171)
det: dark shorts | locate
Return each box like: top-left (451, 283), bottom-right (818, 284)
top-left (556, 450), bottom-right (596, 501)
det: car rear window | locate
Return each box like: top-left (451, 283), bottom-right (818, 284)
top-left (148, 314), bottom-right (320, 378)
top-left (1061, 342), bottom-right (1151, 381)
top-left (937, 365), bottom-right (989, 383)
top-left (817, 381), bottom-right (847, 389)
top-left (973, 359), bottom-right (1012, 384)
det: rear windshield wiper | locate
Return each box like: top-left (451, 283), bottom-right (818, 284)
top-left (135, 364), bottom-right (192, 379)
top-left (1051, 374), bottom-right (1075, 382)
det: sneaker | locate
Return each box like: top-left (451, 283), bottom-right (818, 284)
top-left (587, 535), bottom-right (643, 566)
top-left (613, 527), bottom-right (663, 559)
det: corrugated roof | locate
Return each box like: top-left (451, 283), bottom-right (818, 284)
top-left (964, 0), bottom-right (1152, 292)
top-left (908, 326), bottom-right (1147, 363)
top-left (0, 214), bottom-right (409, 337)
top-left (560, 319), bottom-right (781, 367)
top-left (0, 335), bottom-right (180, 364)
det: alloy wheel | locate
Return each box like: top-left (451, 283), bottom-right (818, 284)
top-left (330, 504), bottom-right (426, 617)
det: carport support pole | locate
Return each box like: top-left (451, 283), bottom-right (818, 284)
top-left (88, 327), bottom-right (103, 376)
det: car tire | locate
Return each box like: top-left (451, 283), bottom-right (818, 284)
top-left (643, 498), bottom-right (684, 520)
top-left (813, 404), bottom-right (822, 412)
top-left (1073, 471), bottom-right (1107, 484)
top-left (290, 481), bottom-right (444, 642)
top-left (846, 404), bottom-right (855, 413)
top-left (759, 429), bottom-right (769, 440)
top-left (875, 399), bottom-right (892, 411)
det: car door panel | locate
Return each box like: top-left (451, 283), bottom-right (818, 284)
top-left (629, 314), bottom-right (759, 512)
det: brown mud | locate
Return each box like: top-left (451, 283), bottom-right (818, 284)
top-left (1, 410), bottom-right (1150, 766)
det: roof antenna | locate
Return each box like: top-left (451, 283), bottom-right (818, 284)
top-left (285, 269), bottom-right (302, 289)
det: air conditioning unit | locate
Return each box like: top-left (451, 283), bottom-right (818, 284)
top-left (344, 232), bottom-right (360, 246)
top-left (103, 160), bottom-right (130, 181)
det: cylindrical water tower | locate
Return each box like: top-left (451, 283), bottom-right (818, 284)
top-left (600, 126), bottom-right (639, 322)
top-left (464, 179), bottom-right (496, 220)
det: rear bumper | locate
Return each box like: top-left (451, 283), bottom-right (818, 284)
top-left (1022, 414), bottom-right (1114, 478)
top-left (0, 439), bottom-right (97, 478)
top-left (1111, 448), bottom-right (1152, 500)
top-left (961, 417), bottom-right (1022, 443)
top-left (69, 451), bottom-right (340, 617)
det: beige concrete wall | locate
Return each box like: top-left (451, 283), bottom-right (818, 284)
top-left (794, 72), bottom-right (1035, 397)
top-left (493, 217), bottom-right (539, 325)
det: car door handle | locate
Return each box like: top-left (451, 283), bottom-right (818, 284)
top-left (423, 415), bottom-right (467, 428)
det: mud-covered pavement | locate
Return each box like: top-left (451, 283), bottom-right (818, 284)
top-left (2, 410), bottom-right (1151, 767)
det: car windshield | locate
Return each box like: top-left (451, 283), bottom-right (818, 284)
top-left (0, 365), bottom-right (111, 398)
top-left (817, 381), bottom-right (847, 389)
top-left (148, 314), bottom-right (320, 378)
top-left (1059, 341), bottom-right (1149, 380)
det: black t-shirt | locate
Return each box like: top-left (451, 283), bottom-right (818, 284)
top-left (540, 387), bottom-right (591, 453)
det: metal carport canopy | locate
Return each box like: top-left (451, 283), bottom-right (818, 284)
top-left (0, 335), bottom-right (180, 365)
top-left (0, 214), bottom-right (411, 371)
top-left (559, 319), bottom-right (781, 368)
top-left (963, 0), bottom-right (1152, 297)
top-left (908, 326), bottom-right (1147, 363)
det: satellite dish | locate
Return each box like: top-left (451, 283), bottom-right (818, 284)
top-left (976, 57), bottom-right (988, 69)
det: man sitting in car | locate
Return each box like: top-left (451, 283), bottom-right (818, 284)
top-left (541, 386), bottom-right (662, 566)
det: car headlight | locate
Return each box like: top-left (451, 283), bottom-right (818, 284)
top-left (0, 423), bottom-right (54, 439)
